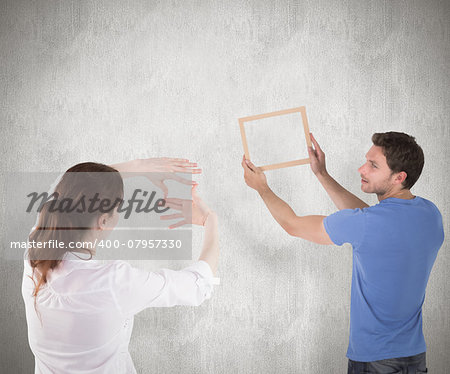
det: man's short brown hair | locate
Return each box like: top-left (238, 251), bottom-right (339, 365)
top-left (372, 132), bottom-right (424, 190)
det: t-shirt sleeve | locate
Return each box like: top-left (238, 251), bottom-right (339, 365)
top-left (109, 260), bottom-right (214, 316)
top-left (323, 208), bottom-right (366, 246)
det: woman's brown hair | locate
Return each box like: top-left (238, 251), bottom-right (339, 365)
top-left (27, 162), bottom-right (123, 318)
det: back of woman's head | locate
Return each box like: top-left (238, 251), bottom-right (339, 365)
top-left (28, 162), bottom-right (123, 310)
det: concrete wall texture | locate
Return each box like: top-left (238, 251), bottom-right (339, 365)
top-left (1, 0), bottom-right (449, 372)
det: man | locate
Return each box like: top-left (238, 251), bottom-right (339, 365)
top-left (242, 131), bottom-right (444, 374)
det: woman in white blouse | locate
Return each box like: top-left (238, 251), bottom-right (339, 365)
top-left (22, 158), bottom-right (219, 374)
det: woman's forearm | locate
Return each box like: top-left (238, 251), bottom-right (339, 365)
top-left (198, 212), bottom-right (219, 275)
top-left (109, 159), bottom-right (140, 175)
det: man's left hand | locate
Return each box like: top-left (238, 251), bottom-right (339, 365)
top-left (241, 155), bottom-right (269, 194)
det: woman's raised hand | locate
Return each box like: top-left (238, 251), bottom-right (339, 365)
top-left (134, 158), bottom-right (202, 174)
top-left (111, 158), bottom-right (202, 198)
top-left (160, 185), bottom-right (213, 229)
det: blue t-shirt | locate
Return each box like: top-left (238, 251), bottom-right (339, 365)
top-left (323, 196), bottom-right (444, 362)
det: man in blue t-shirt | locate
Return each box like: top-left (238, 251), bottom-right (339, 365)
top-left (241, 131), bottom-right (444, 373)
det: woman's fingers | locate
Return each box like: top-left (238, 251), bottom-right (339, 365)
top-left (162, 158), bottom-right (194, 165)
top-left (169, 219), bottom-right (188, 229)
top-left (160, 213), bottom-right (184, 220)
top-left (172, 166), bottom-right (202, 174)
top-left (167, 158), bottom-right (189, 163)
top-left (163, 201), bottom-right (182, 210)
top-left (152, 180), bottom-right (168, 198)
top-left (169, 160), bottom-right (201, 173)
top-left (160, 158), bottom-right (202, 173)
top-left (171, 161), bottom-right (197, 167)
top-left (167, 173), bottom-right (198, 185)
top-left (164, 197), bottom-right (186, 204)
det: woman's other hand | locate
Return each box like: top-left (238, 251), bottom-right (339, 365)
top-left (160, 185), bottom-right (214, 229)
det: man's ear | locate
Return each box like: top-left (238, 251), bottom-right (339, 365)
top-left (394, 171), bottom-right (407, 185)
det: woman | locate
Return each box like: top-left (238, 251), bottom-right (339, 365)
top-left (22, 158), bottom-right (219, 373)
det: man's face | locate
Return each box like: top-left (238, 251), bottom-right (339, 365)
top-left (358, 145), bottom-right (398, 195)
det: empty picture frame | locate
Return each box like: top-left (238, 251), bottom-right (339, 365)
top-left (238, 106), bottom-right (312, 171)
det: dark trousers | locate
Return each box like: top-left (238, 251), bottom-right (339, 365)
top-left (347, 352), bottom-right (427, 373)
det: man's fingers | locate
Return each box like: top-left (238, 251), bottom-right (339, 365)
top-left (310, 133), bottom-right (322, 152)
top-left (308, 146), bottom-right (317, 158)
top-left (241, 159), bottom-right (251, 173)
top-left (243, 163), bottom-right (253, 175)
top-left (241, 155), bottom-right (247, 169)
top-left (242, 155), bottom-right (261, 177)
top-left (244, 158), bottom-right (259, 173)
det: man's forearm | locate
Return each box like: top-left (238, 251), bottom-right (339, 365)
top-left (258, 187), bottom-right (297, 233)
top-left (257, 186), bottom-right (332, 244)
top-left (317, 172), bottom-right (369, 210)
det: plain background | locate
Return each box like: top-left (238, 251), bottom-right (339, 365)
top-left (1, 0), bottom-right (449, 372)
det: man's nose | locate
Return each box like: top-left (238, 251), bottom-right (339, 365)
top-left (358, 165), bottom-right (364, 174)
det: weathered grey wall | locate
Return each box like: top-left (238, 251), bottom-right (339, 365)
top-left (1, 0), bottom-right (449, 372)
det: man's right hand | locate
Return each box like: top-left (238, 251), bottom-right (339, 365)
top-left (308, 132), bottom-right (328, 177)
top-left (307, 133), bottom-right (369, 210)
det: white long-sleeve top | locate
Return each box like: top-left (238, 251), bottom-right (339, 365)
top-left (22, 250), bottom-right (214, 374)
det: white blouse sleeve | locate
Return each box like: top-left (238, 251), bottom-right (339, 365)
top-left (109, 260), bottom-right (214, 316)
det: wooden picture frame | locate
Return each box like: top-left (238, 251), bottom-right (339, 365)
top-left (238, 106), bottom-right (312, 171)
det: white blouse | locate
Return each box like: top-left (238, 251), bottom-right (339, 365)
top-left (22, 251), bottom-right (214, 373)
